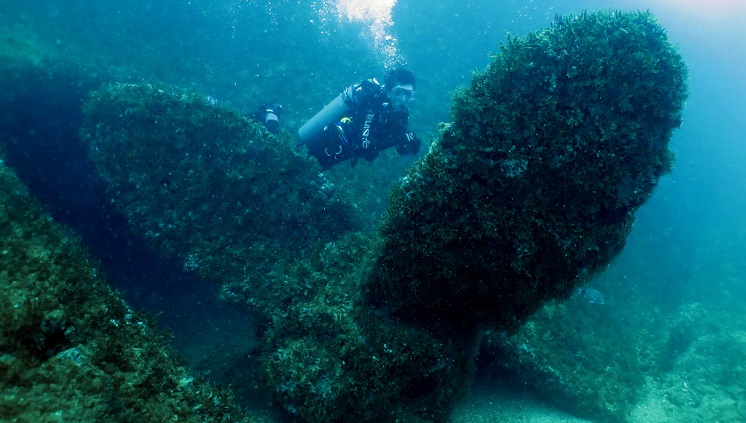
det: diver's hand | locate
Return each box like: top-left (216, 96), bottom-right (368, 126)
top-left (348, 78), bottom-right (380, 105)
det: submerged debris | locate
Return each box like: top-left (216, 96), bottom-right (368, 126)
top-left (365, 10), bottom-right (687, 333)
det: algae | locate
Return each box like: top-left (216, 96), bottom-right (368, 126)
top-left (0, 150), bottom-right (261, 422)
top-left (61, 9), bottom-right (688, 423)
top-left (364, 11), bottom-right (687, 332)
top-left (80, 83), bottom-right (361, 316)
top-left (79, 82), bottom-right (478, 421)
top-left (259, 232), bottom-right (479, 422)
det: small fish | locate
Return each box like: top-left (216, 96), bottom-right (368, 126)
top-left (577, 287), bottom-right (605, 305)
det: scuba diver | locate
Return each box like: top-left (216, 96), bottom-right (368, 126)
top-left (257, 68), bottom-right (420, 171)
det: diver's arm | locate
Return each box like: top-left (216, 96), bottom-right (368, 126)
top-left (342, 77), bottom-right (382, 108)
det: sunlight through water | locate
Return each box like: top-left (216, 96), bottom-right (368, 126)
top-left (331, 0), bottom-right (402, 67)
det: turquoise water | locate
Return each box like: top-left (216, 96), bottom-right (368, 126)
top-left (1, 1), bottom-right (744, 421)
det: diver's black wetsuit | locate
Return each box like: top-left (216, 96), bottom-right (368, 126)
top-left (305, 81), bottom-right (419, 170)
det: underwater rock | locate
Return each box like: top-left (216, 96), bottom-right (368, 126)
top-left (634, 302), bottom-right (746, 421)
top-left (364, 11), bottom-right (688, 331)
top-left (80, 83), bottom-right (360, 307)
top-left (0, 150), bottom-right (253, 422)
top-left (259, 232), bottom-right (480, 423)
top-left (481, 298), bottom-right (648, 423)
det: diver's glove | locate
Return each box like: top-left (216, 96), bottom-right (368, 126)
top-left (397, 132), bottom-right (421, 155)
top-left (358, 77), bottom-right (380, 94)
top-left (343, 77), bottom-right (380, 106)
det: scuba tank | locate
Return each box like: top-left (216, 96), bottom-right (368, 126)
top-left (297, 78), bottom-right (379, 145)
top-left (297, 84), bottom-right (356, 145)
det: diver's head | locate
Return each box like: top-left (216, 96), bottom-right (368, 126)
top-left (384, 68), bottom-right (416, 110)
